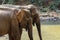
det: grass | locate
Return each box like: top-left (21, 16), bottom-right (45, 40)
top-left (41, 25), bottom-right (60, 40)
top-left (0, 25), bottom-right (60, 40)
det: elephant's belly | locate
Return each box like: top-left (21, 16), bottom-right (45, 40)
top-left (0, 15), bottom-right (10, 36)
top-left (0, 22), bottom-right (10, 36)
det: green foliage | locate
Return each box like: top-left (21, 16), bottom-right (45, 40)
top-left (3, 0), bottom-right (19, 4)
top-left (49, 0), bottom-right (60, 10)
top-left (29, 0), bottom-right (60, 11)
top-left (3, 0), bottom-right (60, 11)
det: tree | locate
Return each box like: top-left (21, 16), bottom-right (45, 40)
top-left (2, 0), bottom-right (19, 4)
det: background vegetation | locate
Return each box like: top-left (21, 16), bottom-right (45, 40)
top-left (29, 0), bottom-right (60, 12)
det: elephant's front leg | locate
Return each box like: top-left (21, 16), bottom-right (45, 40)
top-left (9, 34), bottom-right (13, 40)
top-left (36, 18), bottom-right (42, 40)
top-left (10, 14), bottom-right (20, 40)
top-left (27, 18), bottom-right (33, 40)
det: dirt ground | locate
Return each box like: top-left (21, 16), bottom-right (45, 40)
top-left (0, 25), bottom-right (60, 40)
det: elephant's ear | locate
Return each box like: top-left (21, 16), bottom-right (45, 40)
top-left (16, 9), bottom-right (24, 23)
top-left (13, 9), bottom-right (19, 15)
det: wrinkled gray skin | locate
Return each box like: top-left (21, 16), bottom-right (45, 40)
top-left (0, 9), bottom-right (20, 40)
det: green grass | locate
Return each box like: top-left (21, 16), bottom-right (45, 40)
top-left (0, 25), bottom-right (60, 40)
top-left (41, 25), bottom-right (60, 40)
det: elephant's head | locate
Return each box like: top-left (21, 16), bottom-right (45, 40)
top-left (15, 9), bottom-right (30, 22)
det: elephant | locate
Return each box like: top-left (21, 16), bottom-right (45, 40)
top-left (0, 4), bottom-right (42, 40)
top-left (14, 4), bottom-right (42, 40)
top-left (30, 7), bottom-right (42, 40)
top-left (0, 9), bottom-right (20, 40)
top-left (0, 6), bottom-right (33, 40)
top-left (16, 5), bottom-right (42, 40)
top-left (21, 5), bottom-right (42, 40)
top-left (18, 4), bottom-right (42, 40)
top-left (18, 9), bottom-right (33, 40)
